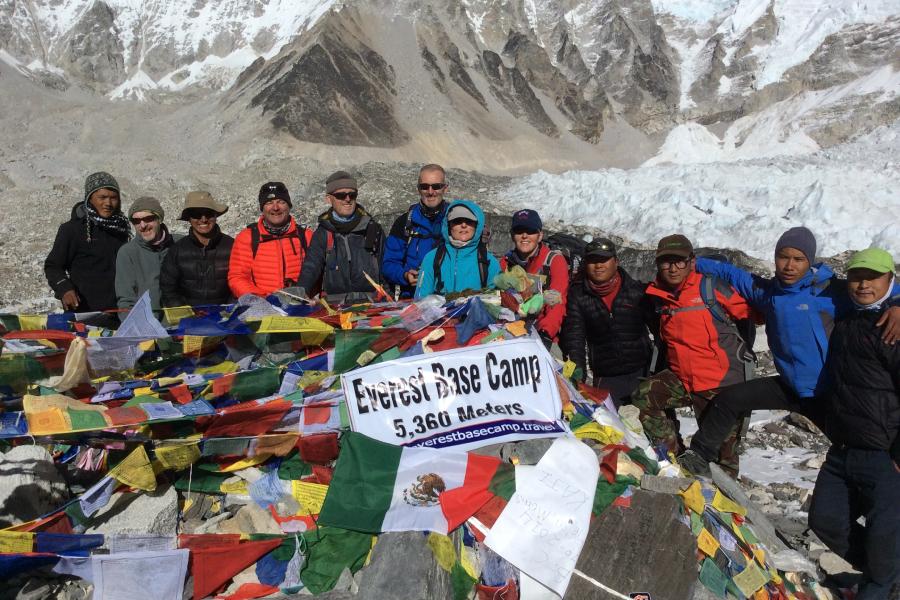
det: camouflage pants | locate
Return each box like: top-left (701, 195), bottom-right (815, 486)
top-left (632, 370), bottom-right (740, 476)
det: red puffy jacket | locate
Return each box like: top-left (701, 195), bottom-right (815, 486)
top-left (645, 270), bottom-right (753, 393)
top-left (228, 218), bottom-right (313, 298)
top-left (499, 243), bottom-right (569, 341)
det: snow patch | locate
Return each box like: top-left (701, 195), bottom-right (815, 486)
top-left (109, 70), bottom-right (158, 100)
top-left (651, 0), bottom-right (737, 23)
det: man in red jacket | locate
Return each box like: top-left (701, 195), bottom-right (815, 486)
top-left (633, 234), bottom-right (755, 475)
top-left (228, 182), bottom-right (313, 298)
top-left (499, 209), bottom-right (569, 346)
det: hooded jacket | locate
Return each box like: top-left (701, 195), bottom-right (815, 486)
top-left (695, 258), bottom-right (900, 398)
top-left (115, 225), bottom-right (178, 315)
top-left (382, 202), bottom-right (447, 298)
top-left (44, 202), bottom-right (129, 312)
top-left (297, 205), bottom-right (385, 302)
top-left (160, 225), bottom-right (234, 307)
top-left (228, 217), bottom-right (312, 298)
top-left (415, 200), bottom-right (501, 298)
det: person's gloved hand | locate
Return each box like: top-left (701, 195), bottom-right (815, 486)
top-left (542, 289), bottom-right (562, 306)
top-left (518, 293), bottom-right (544, 316)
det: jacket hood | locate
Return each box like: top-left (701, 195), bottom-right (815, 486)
top-left (776, 263), bottom-right (834, 293)
top-left (70, 202), bottom-right (87, 220)
top-left (441, 199), bottom-right (485, 250)
top-left (317, 205), bottom-right (371, 234)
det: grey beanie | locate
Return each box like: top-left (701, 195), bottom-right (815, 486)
top-left (84, 171), bottom-right (120, 203)
top-left (128, 196), bottom-right (164, 220)
top-left (325, 171), bottom-right (358, 194)
top-left (775, 227), bottom-right (816, 263)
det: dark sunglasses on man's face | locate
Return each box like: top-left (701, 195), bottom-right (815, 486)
top-left (418, 183), bottom-right (447, 191)
top-left (331, 191), bottom-right (358, 201)
top-left (130, 215), bottom-right (158, 225)
top-left (186, 210), bottom-right (217, 220)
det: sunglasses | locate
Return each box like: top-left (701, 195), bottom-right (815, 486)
top-left (186, 210), bottom-right (217, 220)
top-left (331, 191), bottom-right (358, 201)
top-left (449, 218), bottom-right (477, 227)
top-left (512, 228), bottom-right (540, 236)
top-left (130, 215), bottom-right (158, 225)
top-left (418, 183), bottom-right (447, 191)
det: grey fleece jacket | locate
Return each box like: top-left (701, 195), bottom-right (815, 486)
top-left (115, 226), bottom-right (179, 318)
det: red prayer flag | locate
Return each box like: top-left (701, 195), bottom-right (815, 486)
top-left (200, 400), bottom-right (291, 437)
top-left (216, 583), bottom-right (280, 600)
top-left (187, 538), bottom-right (282, 600)
top-left (297, 433), bottom-right (339, 464)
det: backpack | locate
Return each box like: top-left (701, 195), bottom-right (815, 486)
top-left (432, 242), bottom-right (491, 293)
top-left (543, 232), bottom-right (587, 279)
top-left (323, 221), bottom-right (382, 257)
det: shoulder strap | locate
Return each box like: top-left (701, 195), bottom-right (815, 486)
top-left (248, 224), bottom-right (261, 258)
top-left (433, 245), bottom-right (447, 293)
top-left (297, 225), bottom-right (308, 254)
top-left (477, 242), bottom-right (490, 289)
top-left (541, 249), bottom-right (563, 278)
top-left (364, 221), bottom-right (381, 254)
top-left (700, 275), bottom-right (733, 324)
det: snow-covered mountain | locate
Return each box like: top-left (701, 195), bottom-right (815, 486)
top-left (1, 0), bottom-right (898, 167)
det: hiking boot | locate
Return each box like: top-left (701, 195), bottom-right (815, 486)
top-left (677, 449), bottom-right (712, 478)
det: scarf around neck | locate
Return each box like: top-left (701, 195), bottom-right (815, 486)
top-left (84, 199), bottom-right (131, 242)
top-left (852, 280), bottom-right (895, 311)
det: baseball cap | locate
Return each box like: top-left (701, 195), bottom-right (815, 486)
top-left (656, 234), bottom-right (693, 258)
top-left (584, 238), bottom-right (616, 259)
top-left (510, 209), bottom-right (542, 233)
top-left (847, 247), bottom-right (895, 274)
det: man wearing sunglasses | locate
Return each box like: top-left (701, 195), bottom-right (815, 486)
top-left (229, 182), bottom-right (313, 298)
top-left (297, 171), bottom-right (386, 303)
top-left (561, 238), bottom-right (654, 405)
top-left (632, 234), bottom-right (755, 476)
top-left (114, 196), bottom-right (178, 318)
top-left (382, 164), bottom-right (450, 298)
top-left (160, 191), bottom-right (234, 307)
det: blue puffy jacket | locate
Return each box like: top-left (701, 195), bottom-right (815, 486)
top-left (415, 200), bottom-right (500, 298)
top-left (382, 202), bottom-right (447, 298)
top-left (696, 257), bottom-right (899, 398)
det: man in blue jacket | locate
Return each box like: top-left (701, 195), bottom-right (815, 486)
top-left (382, 164), bottom-right (450, 298)
top-left (679, 227), bottom-right (900, 476)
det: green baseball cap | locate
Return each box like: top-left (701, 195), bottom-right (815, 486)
top-left (846, 247), bottom-right (895, 274)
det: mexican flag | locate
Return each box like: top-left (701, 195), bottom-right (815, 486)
top-left (318, 432), bottom-right (498, 534)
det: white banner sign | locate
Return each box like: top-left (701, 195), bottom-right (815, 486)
top-left (342, 338), bottom-right (566, 450)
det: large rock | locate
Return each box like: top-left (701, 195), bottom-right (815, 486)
top-left (86, 484), bottom-right (178, 537)
top-left (355, 531), bottom-right (453, 600)
top-left (0, 445), bottom-right (68, 528)
top-left (565, 489), bottom-right (697, 600)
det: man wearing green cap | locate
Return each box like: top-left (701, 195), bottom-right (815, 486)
top-left (809, 247), bottom-right (899, 599)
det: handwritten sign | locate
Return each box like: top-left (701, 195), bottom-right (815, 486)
top-left (342, 338), bottom-right (566, 450)
top-left (483, 437), bottom-right (599, 597)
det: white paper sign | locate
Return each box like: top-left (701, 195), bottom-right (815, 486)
top-left (341, 338), bottom-right (566, 450)
top-left (484, 437), bottom-right (598, 597)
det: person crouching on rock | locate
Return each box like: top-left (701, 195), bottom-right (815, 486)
top-left (160, 191), bottom-right (234, 307)
top-left (414, 199), bottom-right (500, 298)
top-left (44, 171), bottom-right (131, 316)
top-left (809, 247), bottom-right (900, 599)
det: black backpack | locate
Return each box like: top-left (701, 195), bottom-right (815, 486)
top-left (432, 242), bottom-right (491, 293)
top-left (543, 232), bottom-right (587, 279)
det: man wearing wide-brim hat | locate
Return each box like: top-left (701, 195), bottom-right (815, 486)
top-left (160, 191), bottom-right (234, 307)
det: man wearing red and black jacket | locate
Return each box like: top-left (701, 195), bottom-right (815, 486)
top-left (499, 209), bottom-right (569, 346)
top-left (633, 234), bottom-right (756, 475)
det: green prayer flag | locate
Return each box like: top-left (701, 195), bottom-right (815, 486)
top-left (299, 526), bottom-right (373, 595)
top-left (278, 451), bottom-right (313, 480)
top-left (0, 355), bottom-right (48, 394)
top-left (691, 511), bottom-right (704, 536)
top-left (626, 446), bottom-right (659, 475)
top-left (592, 476), bottom-right (635, 516)
top-left (332, 330), bottom-right (382, 374)
top-left (174, 469), bottom-right (230, 494)
top-left (568, 412), bottom-right (591, 431)
top-left (699, 558), bottom-right (727, 598)
top-left (231, 367), bottom-right (281, 401)
top-left (739, 524), bottom-right (759, 545)
top-left (68, 409), bottom-right (108, 431)
top-left (65, 499), bottom-right (89, 526)
top-left (451, 561), bottom-right (478, 600)
top-left (488, 463), bottom-right (516, 501)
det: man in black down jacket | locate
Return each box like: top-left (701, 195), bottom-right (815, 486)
top-left (809, 248), bottom-right (900, 600)
top-left (160, 191), bottom-right (234, 307)
top-left (44, 171), bottom-right (131, 314)
top-left (561, 238), bottom-right (655, 405)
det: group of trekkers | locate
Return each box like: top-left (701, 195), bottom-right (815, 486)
top-left (43, 165), bottom-right (898, 597)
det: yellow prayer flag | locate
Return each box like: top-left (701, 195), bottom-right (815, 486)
top-left (24, 394), bottom-right (105, 413)
top-left (18, 315), bottom-right (47, 331)
top-left (220, 479), bottom-right (250, 495)
top-left (109, 445), bottom-right (157, 491)
top-left (27, 407), bottom-right (70, 435)
top-left (155, 442), bottom-right (201, 470)
top-left (253, 316), bottom-right (334, 345)
top-left (458, 536), bottom-right (479, 580)
top-left (732, 562), bottom-right (769, 597)
top-left (505, 321), bottom-right (528, 337)
top-left (220, 453), bottom-right (272, 473)
top-left (427, 533), bottom-right (457, 573)
top-left (562, 360), bottom-right (576, 379)
top-left (139, 339), bottom-right (156, 351)
top-left (574, 422), bottom-right (623, 445)
top-left (162, 306), bottom-right (194, 327)
top-left (0, 531), bottom-right (34, 553)
top-left (292, 480), bottom-right (328, 515)
top-left (679, 480), bottom-right (706, 515)
top-left (339, 312), bottom-right (353, 330)
top-left (615, 452), bottom-right (646, 480)
top-left (696, 528), bottom-right (721, 557)
top-left (712, 490), bottom-right (748, 516)
top-left (194, 360), bottom-right (238, 375)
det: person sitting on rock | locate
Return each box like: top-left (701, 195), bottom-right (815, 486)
top-left (561, 238), bottom-right (654, 406)
top-left (160, 191), bottom-right (234, 307)
top-left (632, 234), bottom-right (756, 476)
top-left (382, 164), bottom-right (450, 299)
top-left (297, 171), bottom-right (386, 304)
top-left (115, 197), bottom-right (178, 318)
top-left (414, 199), bottom-right (500, 298)
top-left (679, 227), bottom-right (900, 477)
top-left (44, 171), bottom-right (131, 315)
top-left (808, 247), bottom-right (899, 600)
top-left (499, 209), bottom-right (569, 347)
top-left (228, 182), bottom-right (312, 298)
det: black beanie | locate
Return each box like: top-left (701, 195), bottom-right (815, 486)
top-left (258, 182), bottom-right (291, 210)
top-left (775, 227), bottom-right (816, 263)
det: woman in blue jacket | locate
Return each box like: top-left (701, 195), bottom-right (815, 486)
top-left (415, 200), bottom-right (500, 298)
top-left (679, 227), bottom-right (900, 476)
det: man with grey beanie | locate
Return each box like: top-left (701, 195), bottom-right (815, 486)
top-left (44, 171), bottom-right (131, 315)
top-left (115, 196), bottom-right (179, 318)
top-left (297, 171), bottom-right (386, 303)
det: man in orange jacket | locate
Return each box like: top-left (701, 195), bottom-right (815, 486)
top-left (228, 182), bottom-right (313, 298)
top-left (632, 234), bottom-right (756, 475)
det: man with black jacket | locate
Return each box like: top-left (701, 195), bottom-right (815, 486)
top-left (160, 191), bottom-right (234, 307)
top-left (561, 238), bottom-right (654, 404)
top-left (809, 247), bottom-right (899, 600)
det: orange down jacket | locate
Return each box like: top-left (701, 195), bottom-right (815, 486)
top-left (228, 218), bottom-right (312, 298)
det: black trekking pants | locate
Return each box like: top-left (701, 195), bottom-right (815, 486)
top-left (689, 375), bottom-right (827, 461)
